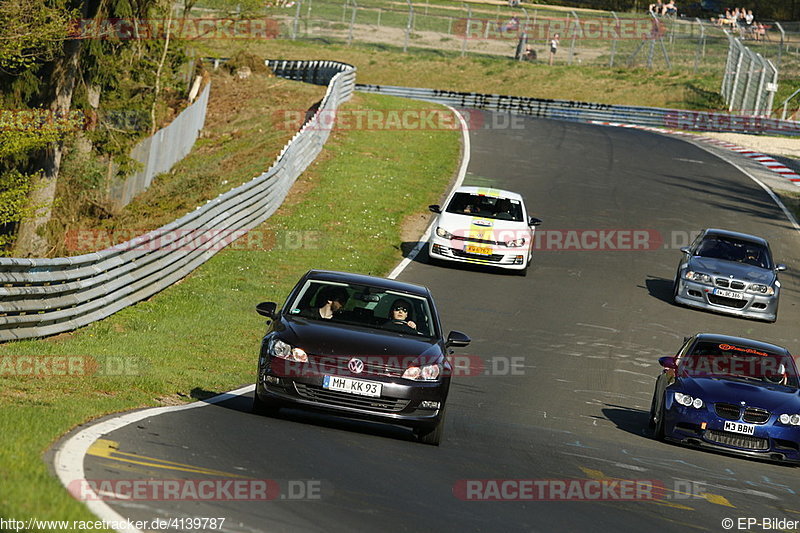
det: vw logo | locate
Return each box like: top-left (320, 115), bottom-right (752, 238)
top-left (348, 358), bottom-right (364, 374)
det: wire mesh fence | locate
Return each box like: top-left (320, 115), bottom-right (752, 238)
top-left (721, 33), bottom-right (778, 116)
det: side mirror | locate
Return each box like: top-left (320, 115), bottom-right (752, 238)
top-left (428, 205), bottom-right (441, 214)
top-left (775, 264), bottom-right (787, 272)
top-left (680, 247), bottom-right (691, 255)
top-left (658, 356), bottom-right (678, 369)
top-left (256, 302), bottom-right (278, 319)
top-left (528, 217), bottom-right (543, 227)
top-left (446, 330), bottom-right (471, 348)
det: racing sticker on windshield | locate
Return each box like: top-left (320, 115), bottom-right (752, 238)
top-left (475, 188), bottom-right (501, 198)
top-left (719, 344), bottom-right (768, 357)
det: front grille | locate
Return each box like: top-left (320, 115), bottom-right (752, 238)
top-left (451, 249), bottom-right (504, 262)
top-left (708, 294), bottom-right (748, 309)
top-left (307, 354), bottom-right (405, 378)
top-left (451, 235), bottom-right (499, 246)
top-left (294, 383), bottom-right (410, 412)
top-left (743, 407), bottom-right (771, 424)
top-left (705, 429), bottom-right (769, 450)
top-left (714, 278), bottom-right (746, 290)
top-left (715, 403), bottom-right (741, 420)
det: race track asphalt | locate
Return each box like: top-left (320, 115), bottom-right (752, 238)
top-left (80, 111), bottom-right (800, 533)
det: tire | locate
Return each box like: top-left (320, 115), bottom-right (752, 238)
top-left (672, 276), bottom-right (680, 303)
top-left (252, 390), bottom-right (281, 417)
top-left (415, 408), bottom-right (446, 446)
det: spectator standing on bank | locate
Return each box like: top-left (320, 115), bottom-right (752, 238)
top-left (549, 33), bottom-right (559, 66)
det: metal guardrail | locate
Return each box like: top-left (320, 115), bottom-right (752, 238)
top-left (0, 60), bottom-right (356, 342)
top-left (356, 83), bottom-right (800, 135)
top-left (109, 82), bottom-right (212, 209)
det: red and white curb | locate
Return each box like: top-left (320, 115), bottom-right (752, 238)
top-left (590, 121), bottom-right (800, 185)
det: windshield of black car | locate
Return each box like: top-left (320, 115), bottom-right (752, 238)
top-left (286, 281), bottom-right (437, 338)
top-left (680, 341), bottom-right (798, 387)
top-left (445, 192), bottom-right (524, 222)
top-left (694, 236), bottom-right (772, 269)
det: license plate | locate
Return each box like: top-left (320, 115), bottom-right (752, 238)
top-left (323, 375), bottom-right (381, 397)
top-left (714, 289), bottom-right (744, 300)
top-left (724, 421), bottom-right (755, 435)
top-left (465, 245), bottom-right (492, 255)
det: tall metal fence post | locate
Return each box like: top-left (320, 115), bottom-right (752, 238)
top-left (461, 5), bottom-right (471, 57)
top-left (728, 40), bottom-right (745, 112)
top-left (405, 0), bottom-right (415, 53)
top-left (765, 60), bottom-right (778, 117)
top-left (775, 21), bottom-right (785, 69)
top-left (377, 8), bottom-right (381, 29)
top-left (693, 17), bottom-right (704, 74)
top-left (568, 11), bottom-right (581, 65)
top-left (342, 0), bottom-right (347, 22)
top-left (609, 11), bottom-right (619, 67)
top-left (292, 0), bottom-right (303, 40)
top-left (347, 0), bottom-right (357, 45)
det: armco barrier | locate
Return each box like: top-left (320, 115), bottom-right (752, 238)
top-left (0, 60), bottom-right (355, 342)
top-left (356, 84), bottom-right (800, 136)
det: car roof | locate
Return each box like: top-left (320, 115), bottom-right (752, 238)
top-left (452, 186), bottom-right (524, 202)
top-left (305, 270), bottom-right (431, 297)
top-left (693, 333), bottom-right (791, 355)
top-left (703, 228), bottom-right (769, 246)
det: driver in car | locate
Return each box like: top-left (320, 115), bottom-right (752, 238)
top-left (384, 299), bottom-right (417, 333)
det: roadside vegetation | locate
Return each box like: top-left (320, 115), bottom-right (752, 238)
top-left (0, 90), bottom-right (459, 527)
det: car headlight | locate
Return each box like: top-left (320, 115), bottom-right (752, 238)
top-left (435, 227), bottom-right (453, 239)
top-left (674, 392), bottom-right (703, 408)
top-left (402, 363), bottom-right (441, 381)
top-left (505, 237), bottom-right (526, 247)
top-left (779, 414), bottom-right (800, 425)
top-left (747, 283), bottom-right (775, 295)
top-left (269, 338), bottom-right (308, 363)
top-left (684, 271), bottom-right (712, 284)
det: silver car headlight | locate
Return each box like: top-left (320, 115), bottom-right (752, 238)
top-left (779, 414), bottom-right (800, 425)
top-left (684, 270), bottom-right (712, 284)
top-left (505, 237), bottom-right (526, 247)
top-left (269, 338), bottom-right (308, 363)
top-left (436, 227), bottom-right (453, 239)
top-left (402, 363), bottom-right (441, 381)
top-left (747, 283), bottom-right (775, 295)
top-left (674, 392), bottom-right (703, 409)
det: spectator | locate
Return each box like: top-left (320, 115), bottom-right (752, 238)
top-left (649, 1), bottom-right (664, 15)
top-left (663, 0), bottom-right (677, 17)
top-left (549, 33), bottom-right (559, 66)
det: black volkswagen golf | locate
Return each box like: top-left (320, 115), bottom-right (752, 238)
top-left (253, 269), bottom-right (470, 445)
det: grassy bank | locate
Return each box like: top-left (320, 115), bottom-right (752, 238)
top-left (0, 92), bottom-right (459, 525)
top-left (198, 39), bottom-right (728, 110)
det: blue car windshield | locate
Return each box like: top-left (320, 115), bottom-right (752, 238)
top-left (695, 236), bottom-right (772, 269)
top-left (681, 341), bottom-right (798, 388)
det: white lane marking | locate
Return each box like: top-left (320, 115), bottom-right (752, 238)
top-left (387, 105), bottom-right (470, 280)
top-left (54, 384), bottom-right (254, 533)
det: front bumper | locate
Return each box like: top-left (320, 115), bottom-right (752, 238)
top-left (256, 362), bottom-right (448, 428)
top-left (663, 404), bottom-right (800, 463)
top-left (428, 237), bottom-right (529, 270)
top-left (674, 278), bottom-right (778, 321)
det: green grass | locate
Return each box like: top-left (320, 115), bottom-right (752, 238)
top-left (0, 92), bottom-right (459, 527)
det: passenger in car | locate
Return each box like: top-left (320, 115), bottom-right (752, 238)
top-left (301, 286), bottom-right (349, 320)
